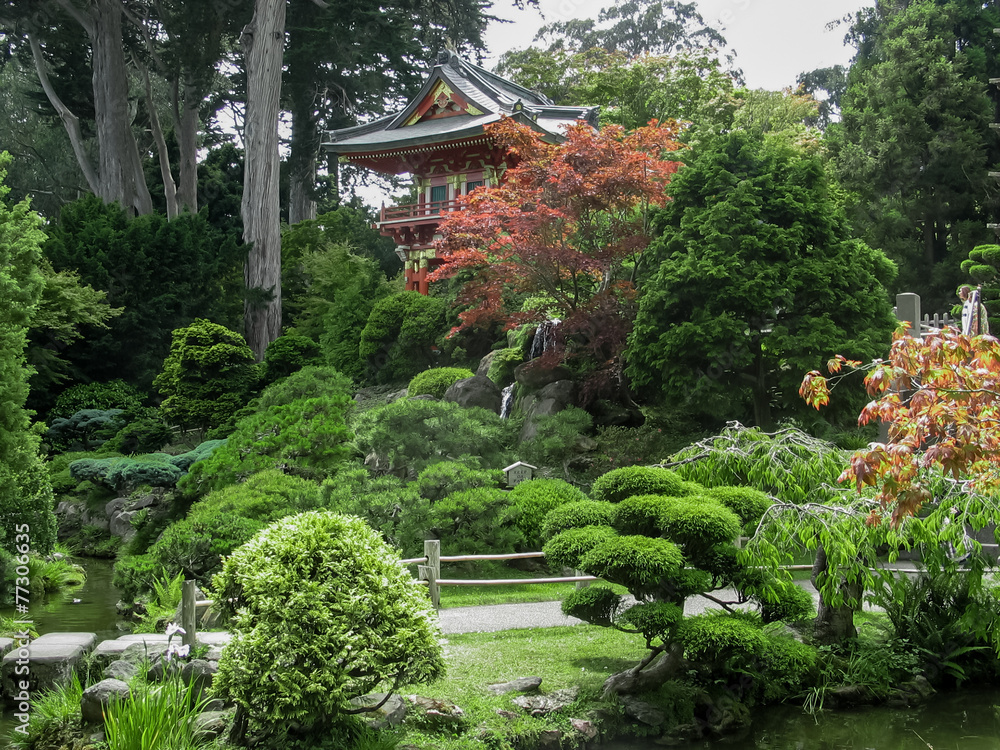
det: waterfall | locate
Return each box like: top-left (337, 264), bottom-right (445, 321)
top-left (528, 319), bottom-right (561, 360)
top-left (500, 384), bottom-right (515, 419)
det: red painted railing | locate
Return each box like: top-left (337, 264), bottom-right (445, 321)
top-left (381, 199), bottom-right (462, 222)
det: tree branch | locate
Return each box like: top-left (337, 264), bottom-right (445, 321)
top-left (53, 0), bottom-right (95, 36)
top-left (27, 33), bottom-right (101, 195)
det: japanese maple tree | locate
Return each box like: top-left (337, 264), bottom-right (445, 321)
top-left (430, 116), bottom-right (683, 384)
top-left (800, 326), bottom-right (1000, 523)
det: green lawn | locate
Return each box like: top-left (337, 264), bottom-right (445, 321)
top-left (394, 625), bottom-right (650, 750)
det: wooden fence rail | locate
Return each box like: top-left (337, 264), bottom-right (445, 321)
top-left (178, 540), bottom-right (941, 644)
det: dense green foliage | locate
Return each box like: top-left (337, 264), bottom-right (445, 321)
top-left (414, 461), bottom-right (502, 501)
top-left (255, 365), bottom-right (354, 409)
top-left (153, 319), bottom-right (259, 435)
top-left (0, 152), bottom-right (56, 554)
top-left (181, 395), bottom-right (352, 496)
top-left (628, 130), bottom-right (897, 429)
top-left (834, 0), bottom-right (1000, 312)
top-left (48, 379), bottom-right (144, 421)
top-left (69, 440), bottom-right (223, 494)
top-left (259, 334), bottom-right (321, 386)
top-left (45, 409), bottom-right (123, 452)
top-left (281, 219), bottom-right (394, 381)
top-left (358, 291), bottom-right (448, 384)
top-left (591, 465), bottom-right (690, 503)
top-left (212, 511), bottom-right (445, 734)
top-left (408, 367), bottom-right (474, 398)
top-left (352, 399), bottom-right (515, 474)
top-left (42, 195), bottom-right (242, 389)
top-left (138, 470), bottom-right (323, 584)
top-left (508, 478), bottom-right (588, 550)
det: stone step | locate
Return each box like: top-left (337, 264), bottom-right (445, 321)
top-left (2, 632), bottom-right (96, 700)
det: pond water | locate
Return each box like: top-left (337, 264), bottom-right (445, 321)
top-left (0, 557), bottom-right (122, 747)
top-left (605, 687), bottom-right (1000, 749)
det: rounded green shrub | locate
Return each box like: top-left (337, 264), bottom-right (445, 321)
top-left (591, 466), bottom-right (690, 503)
top-left (358, 291), bottom-right (447, 384)
top-left (181, 395), bottom-right (352, 497)
top-left (561, 585), bottom-right (622, 626)
top-left (540, 500), bottom-right (617, 541)
top-left (428, 487), bottom-right (522, 556)
top-left (617, 601), bottom-right (684, 643)
top-left (757, 634), bottom-right (819, 701)
top-left (579, 535), bottom-right (683, 598)
top-left (212, 511), bottom-right (445, 732)
top-left (614, 494), bottom-right (668, 537)
top-left (509, 478), bottom-right (588, 550)
top-left (757, 579), bottom-right (815, 624)
top-left (153, 319), bottom-right (259, 434)
top-left (408, 367), bottom-right (474, 399)
top-left (657, 497), bottom-right (741, 550)
top-left (678, 612), bottom-right (768, 664)
top-left (415, 461), bottom-right (502, 502)
top-left (351, 398), bottom-right (515, 474)
top-left (104, 412), bottom-right (173, 455)
top-left (261, 334), bottom-right (322, 385)
top-left (543, 525), bottom-right (618, 570)
top-left (256, 365), bottom-right (354, 409)
top-left (702, 485), bottom-right (773, 532)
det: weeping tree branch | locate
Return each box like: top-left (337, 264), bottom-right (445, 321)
top-left (27, 34), bottom-right (101, 195)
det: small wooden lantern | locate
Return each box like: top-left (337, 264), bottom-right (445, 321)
top-left (504, 461), bottom-right (537, 488)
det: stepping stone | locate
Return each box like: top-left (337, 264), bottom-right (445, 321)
top-left (197, 632), bottom-right (231, 647)
top-left (1, 632), bottom-right (96, 697)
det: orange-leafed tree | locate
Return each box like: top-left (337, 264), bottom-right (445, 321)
top-left (431, 116), bottom-right (683, 396)
top-left (800, 327), bottom-right (1000, 524)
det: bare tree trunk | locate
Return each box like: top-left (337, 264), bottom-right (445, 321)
top-left (92, 0), bottom-right (152, 215)
top-left (27, 34), bottom-right (101, 196)
top-left (143, 67), bottom-right (179, 219)
top-left (174, 85), bottom-right (200, 213)
top-left (241, 0), bottom-right (285, 360)
top-left (601, 643), bottom-right (684, 697)
top-left (288, 94), bottom-right (319, 225)
top-left (811, 544), bottom-right (860, 645)
top-left (288, 156), bottom-right (317, 224)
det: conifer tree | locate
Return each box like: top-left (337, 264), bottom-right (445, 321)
top-left (0, 152), bottom-right (56, 554)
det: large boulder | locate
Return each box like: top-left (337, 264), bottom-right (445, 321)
top-left (476, 349), bottom-right (501, 378)
top-left (181, 658), bottom-right (218, 695)
top-left (81, 678), bottom-right (130, 724)
top-left (442, 375), bottom-right (502, 414)
top-left (514, 360), bottom-right (572, 391)
top-left (109, 510), bottom-right (138, 541)
top-left (519, 380), bottom-right (577, 442)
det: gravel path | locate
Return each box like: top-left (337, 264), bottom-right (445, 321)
top-left (436, 580), bottom-right (826, 634)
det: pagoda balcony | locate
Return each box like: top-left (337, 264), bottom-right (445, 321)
top-left (379, 199), bottom-right (463, 224)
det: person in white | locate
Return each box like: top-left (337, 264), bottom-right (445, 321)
top-left (959, 285), bottom-right (989, 335)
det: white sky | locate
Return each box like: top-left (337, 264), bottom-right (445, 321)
top-left (482, 0), bottom-right (868, 91)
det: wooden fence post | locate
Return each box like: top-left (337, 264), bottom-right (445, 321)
top-left (423, 539), bottom-right (441, 609)
top-left (181, 580), bottom-right (197, 648)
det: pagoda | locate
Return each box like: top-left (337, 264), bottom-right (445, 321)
top-left (323, 51), bottom-right (599, 294)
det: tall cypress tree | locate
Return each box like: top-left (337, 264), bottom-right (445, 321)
top-left (832, 0), bottom-right (1000, 312)
top-left (0, 152), bottom-right (56, 555)
top-left (627, 131), bottom-right (897, 430)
